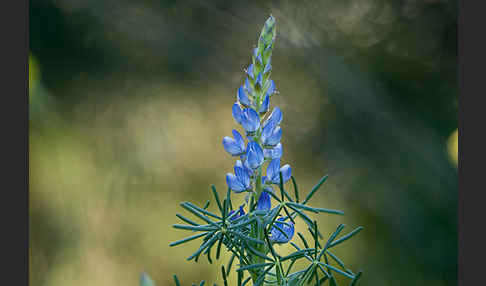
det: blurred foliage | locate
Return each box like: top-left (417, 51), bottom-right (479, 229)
top-left (447, 129), bottom-right (458, 167)
top-left (30, 1), bottom-right (457, 286)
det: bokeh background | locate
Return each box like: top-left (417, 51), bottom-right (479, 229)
top-left (29, 0), bottom-right (458, 285)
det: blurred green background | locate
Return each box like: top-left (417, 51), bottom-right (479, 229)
top-left (29, 0), bottom-right (458, 285)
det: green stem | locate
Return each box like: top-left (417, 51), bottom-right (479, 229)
top-left (250, 167), bottom-right (266, 284)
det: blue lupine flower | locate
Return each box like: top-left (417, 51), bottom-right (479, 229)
top-left (235, 159), bottom-right (253, 178)
top-left (226, 165), bottom-right (251, 193)
top-left (261, 122), bottom-right (282, 147)
top-left (265, 158), bottom-right (291, 184)
top-left (228, 205), bottom-right (245, 220)
top-left (240, 108), bottom-right (260, 133)
top-left (222, 129), bottom-right (246, 156)
top-left (264, 143), bottom-right (282, 159)
top-left (253, 47), bottom-right (258, 59)
top-left (270, 217), bottom-right (295, 243)
top-left (247, 63), bottom-right (255, 79)
top-left (266, 79), bottom-right (275, 96)
top-left (255, 73), bottom-right (263, 88)
top-left (246, 141), bottom-right (264, 169)
top-left (232, 103), bottom-right (244, 124)
top-left (244, 77), bottom-right (253, 94)
top-left (263, 58), bottom-right (272, 74)
top-left (256, 191), bottom-right (271, 211)
top-left (259, 94), bottom-right (270, 114)
top-left (264, 107), bottom-right (282, 127)
top-left (237, 86), bottom-right (252, 107)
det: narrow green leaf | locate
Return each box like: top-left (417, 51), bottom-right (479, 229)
top-left (173, 275), bottom-right (181, 286)
top-left (230, 230), bottom-right (265, 244)
top-left (226, 187), bottom-right (233, 211)
top-left (187, 232), bottom-right (221, 261)
top-left (303, 175), bottom-right (329, 204)
top-left (318, 224), bottom-right (345, 260)
top-left (180, 203), bottom-right (217, 225)
top-left (241, 277), bottom-right (252, 286)
top-left (226, 253), bottom-right (236, 276)
top-left (211, 185), bottom-right (223, 213)
top-left (221, 266), bottom-right (228, 286)
top-left (291, 176), bottom-right (299, 203)
top-left (176, 214), bottom-right (199, 226)
top-left (170, 232), bottom-right (209, 247)
top-left (215, 235), bottom-right (223, 259)
top-left (349, 271), bottom-right (362, 286)
top-left (183, 202), bottom-right (221, 220)
top-left (329, 226), bottom-right (364, 248)
top-left (317, 262), bottom-right (354, 279)
top-left (265, 190), bottom-right (282, 202)
top-left (237, 262), bottom-right (273, 272)
top-left (203, 200), bottom-right (210, 210)
top-left (173, 224), bottom-right (216, 232)
top-left (297, 232), bottom-right (310, 249)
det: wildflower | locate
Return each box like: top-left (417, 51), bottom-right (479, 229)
top-left (261, 121), bottom-right (282, 147)
top-left (232, 103), bottom-right (244, 124)
top-left (259, 94), bottom-right (270, 114)
top-left (228, 205), bottom-right (246, 220)
top-left (264, 143), bottom-right (282, 159)
top-left (222, 130), bottom-right (245, 156)
top-left (265, 79), bottom-right (276, 96)
top-left (264, 107), bottom-right (282, 127)
top-left (264, 158), bottom-right (291, 185)
top-left (237, 86), bottom-right (252, 107)
top-left (235, 159), bottom-right (253, 178)
top-left (240, 108), bottom-right (260, 133)
top-left (270, 217), bottom-right (295, 243)
top-left (226, 165), bottom-right (251, 193)
top-left (256, 191), bottom-right (271, 211)
top-left (245, 141), bottom-right (264, 169)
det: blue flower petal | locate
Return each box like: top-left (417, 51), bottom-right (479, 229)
top-left (266, 158), bottom-right (280, 183)
top-left (236, 159), bottom-right (253, 178)
top-left (263, 148), bottom-right (272, 159)
top-left (237, 86), bottom-right (252, 107)
top-left (264, 144), bottom-right (282, 159)
top-left (267, 80), bottom-right (275, 96)
top-left (222, 136), bottom-right (243, 156)
top-left (244, 77), bottom-right (253, 94)
top-left (256, 54), bottom-right (263, 65)
top-left (259, 94), bottom-right (270, 113)
top-left (263, 58), bottom-right (272, 74)
top-left (226, 173), bottom-right (246, 192)
top-left (232, 103), bottom-right (244, 124)
top-left (234, 166), bottom-right (250, 190)
top-left (272, 143), bottom-right (283, 159)
top-left (261, 120), bottom-right (276, 143)
top-left (265, 107), bottom-right (282, 127)
top-left (279, 164), bottom-right (291, 183)
top-left (241, 108), bottom-right (260, 133)
top-left (256, 191), bottom-right (271, 211)
top-left (255, 73), bottom-right (263, 88)
top-left (270, 218), bottom-right (295, 243)
top-left (265, 126), bottom-right (282, 147)
top-left (246, 141), bottom-right (264, 169)
top-left (232, 130), bottom-right (245, 152)
top-left (229, 205), bottom-right (246, 220)
top-left (247, 64), bottom-right (255, 79)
